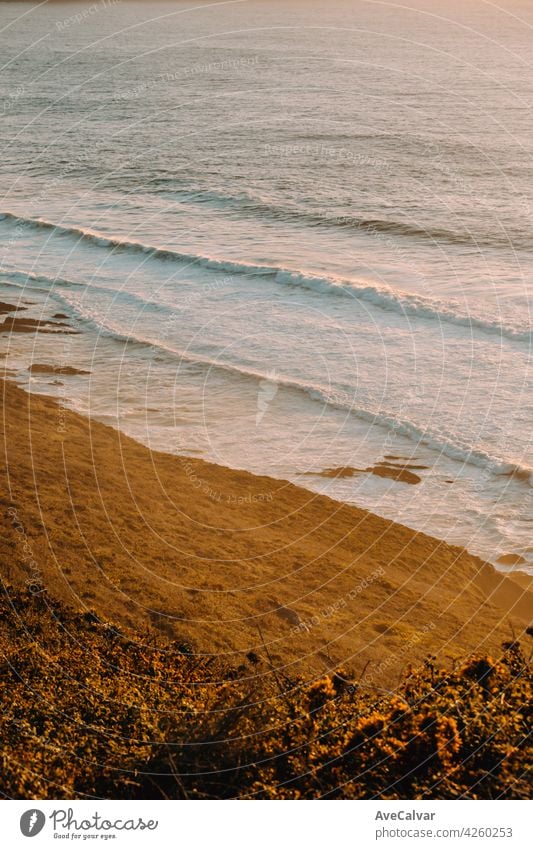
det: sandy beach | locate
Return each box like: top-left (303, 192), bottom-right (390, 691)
top-left (1, 366), bottom-right (531, 687)
top-left (2, 0), bottom-right (533, 810)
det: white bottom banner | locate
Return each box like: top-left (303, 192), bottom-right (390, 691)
top-left (2, 799), bottom-right (531, 849)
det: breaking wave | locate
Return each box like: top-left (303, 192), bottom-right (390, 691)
top-left (0, 212), bottom-right (530, 345)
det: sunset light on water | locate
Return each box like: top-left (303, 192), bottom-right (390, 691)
top-left (0, 0), bottom-right (531, 830)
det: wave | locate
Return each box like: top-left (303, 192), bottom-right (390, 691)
top-left (0, 215), bottom-right (530, 345)
top-left (1, 200), bottom-right (523, 265)
top-left (52, 317), bottom-right (533, 489)
top-left (0, 268), bottom-right (86, 295)
top-left (1, 265), bottom-right (531, 489)
top-left (0, 268), bottom-right (174, 315)
top-left (150, 186), bottom-right (528, 248)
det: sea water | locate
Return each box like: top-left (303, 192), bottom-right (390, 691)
top-left (1, 0), bottom-right (532, 572)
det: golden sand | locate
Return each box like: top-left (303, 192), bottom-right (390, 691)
top-left (1, 377), bottom-right (531, 685)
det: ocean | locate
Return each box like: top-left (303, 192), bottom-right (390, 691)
top-left (1, 0), bottom-right (532, 572)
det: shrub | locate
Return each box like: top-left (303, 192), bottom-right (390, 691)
top-left (0, 587), bottom-right (530, 799)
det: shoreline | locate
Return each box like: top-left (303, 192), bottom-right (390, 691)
top-left (2, 294), bottom-right (531, 578)
top-left (1, 374), bottom-right (532, 685)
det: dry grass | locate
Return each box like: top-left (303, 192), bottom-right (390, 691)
top-left (1, 586), bottom-right (530, 800)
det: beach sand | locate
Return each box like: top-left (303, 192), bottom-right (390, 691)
top-left (1, 375), bottom-right (531, 686)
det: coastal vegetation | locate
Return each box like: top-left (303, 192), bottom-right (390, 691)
top-left (1, 586), bottom-right (530, 800)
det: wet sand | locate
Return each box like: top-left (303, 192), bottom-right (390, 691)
top-left (28, 364), bottom-right (91, 376)
top-left (317, 463), bottom-right (423, 485)
top-left (0, 300), bottom-right (75, 335)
